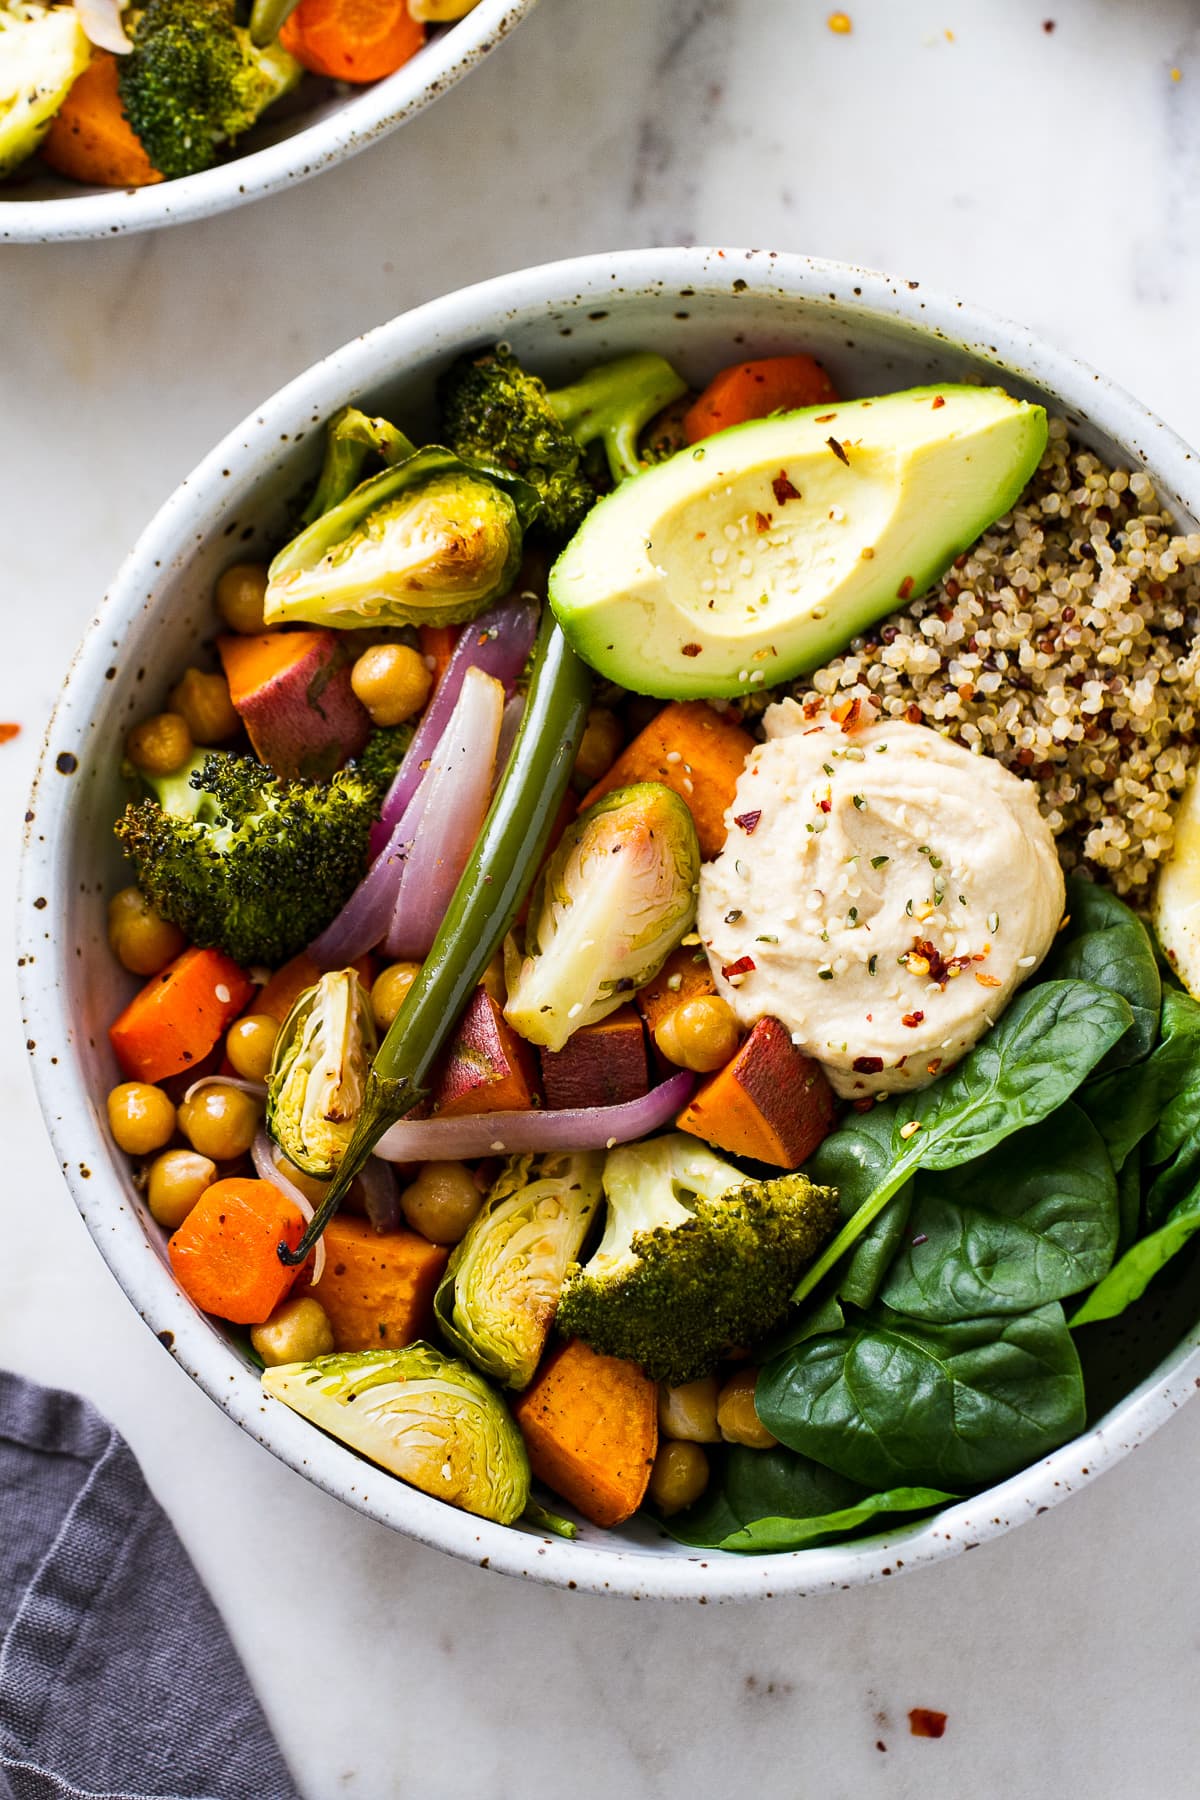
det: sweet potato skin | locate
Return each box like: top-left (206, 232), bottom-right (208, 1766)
top-left (306, 1215), bottom-right (448, 1352)
top-left (512, 1339), bottom-right (658, 1528)
top-left (580, 702), bottom-right (753, 858)
top-left (676, 1016), bottom-right (835, 1168)
top-left (433, 986), bottom-right (539, 1118)
top-left (218, 630), bottom-right (369, 779)
top-left (540, 1006), bottom-right (649, 1110)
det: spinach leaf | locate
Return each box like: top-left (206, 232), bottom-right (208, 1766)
top-left (1041, 876), bottom-right (1160, 1071)
top-left (656, 1446), bottom-right (954, 1553)
top-left (1082, 986), bottom-right (1200, 1173)
top-left (792, 980), bottom-right (1133, 1305)
top-left (878, 1105), bottom-right (1118, 1322)
top-left (805, 1108), bottom-right (912, 1308)
top-left (757, 1302), bottom-right (1086, 1491)
top-left (1071, 1178), bottom-right (1200, 1326)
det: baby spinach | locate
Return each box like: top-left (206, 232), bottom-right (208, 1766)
top-left (757, 1302), bottom-right (1086, 1492)
top-left (1041, 876), bottom-right (1161, 1071)
top-left (792, 980), bottom-right (1133, 1305)
top-left (878, 1105), bottom-right (1118, 1322)
top-left (1081, 986), bottom-right (1200, 1174)
top-left (659, 1444), bottom-right (954, 1553)
top-left (1071, 1175), bottom-right (1200, 1326)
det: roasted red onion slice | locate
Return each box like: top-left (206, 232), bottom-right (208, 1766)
top-left (370, 596), bottom-right (538, 856)
top-left (74, 0), bottom-right (132, 53)
top-left (383, 665), bottom-right (505, 959)
top-left (373, 1070), bottom-right (695, 1162)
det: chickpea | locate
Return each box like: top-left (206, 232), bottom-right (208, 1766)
top-left (147, 1149), bottom-right (217, 1230)
top-left (107, 886), bottom-right (185, 977)
top-left (400, 1160), bottom-right (483, 1245)
top-left (408, 0), bottom-right (481, 20)
top-left (716, 1367), bottom-right (778, 1449)
top-left (226, 1013), bottom-right (280, 1083)
top-left (107, 1082), bottom-right (176, 1157)
top-left (648, 1441), bottom-right (710, 1516)
top-left (371, 961), bottom-right (421, 1032)
top-left (125, 712), bottom-right (193, 777)
top-left (168, 668), bottom-right (240, 745)
top-left (573, 707), bottom-right (624, 785)
top-left (351, 644), bottom-right (433, 728)
top-left (275, 1155), bottom-right (330, 1207)
top-left (177, 1083), bottom-right (261, 1161)
top-left (250, 1296), bottom-right (335, 1367)
top-left (658, 1375), bottom-right (721, 1443)
top-left (654, 997), bottom-right (741, 1074)
top-left (215, 562), bottom-right (269, 635)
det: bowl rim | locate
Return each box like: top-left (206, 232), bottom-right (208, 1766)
top-left (19, 245), bottom-right (1200, 1601)
top-left (0, 0), bottom-right (536, 243)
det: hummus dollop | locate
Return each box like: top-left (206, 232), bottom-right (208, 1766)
top-left (698, 698), bottom-right (1065, 1097)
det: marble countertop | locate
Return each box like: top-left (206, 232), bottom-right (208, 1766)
top-left (7, 0), bottom-right (1200, 1793)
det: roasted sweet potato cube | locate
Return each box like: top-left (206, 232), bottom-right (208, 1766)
top-left (433, 986), bottom-right (539, 1118)
top-left (676, 1016), bottom-right (835, 1168)
top-left (579, 701), bottom-right (754, 858)
top-left (540, 1006), bottom-right (649, 1110)
top-left (306, 1215), bottom-right (448, 1352)
top-left (512, 1339), bottom-right (658, 1528)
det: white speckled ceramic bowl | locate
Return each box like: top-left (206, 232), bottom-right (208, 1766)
top-left (0, 0), bottom-right (535, 242)
top-left (20, 249), bottom-right (1200, 1600)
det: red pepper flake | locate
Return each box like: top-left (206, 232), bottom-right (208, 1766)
top-left (772, 471), bottom-right (801, 504)
top-left (680, 643), bottom-right (703, 657)
top-left (0, 724), bottom-right (19, 745)
top-left (734, 809), bottom-right (762, 834)
top-left (814, 412), bottom-right (837, 423)
top-left (802, 695), bottom-right (823, 719)
top-left (817, 797), bottom-right (832, 813)
top-left (902, 1010), bottom-right (925, 1028)
top-left (897, 575), bottom-right (915, 600)
top-left (852, 1055), bottom-right (884, 1074)
top-left (911, 937), bottom-right (950, 983)
top-left (926, 1058), bottom-right (942, 1076)
top-left (975, 972), bottom-right (1002, 988)
top-left (754, 511), bottom-right (772, 533)
top-left (830, 695), bottom-right (866, 733)
top-left (909, 1709), bottom-right (947, 1740)
top-left (931, 395), bottom-right (945, 410)
top-left (827, 435), bottom-right (850, 466)
top-left (721, 955), bottom-right (756, 980)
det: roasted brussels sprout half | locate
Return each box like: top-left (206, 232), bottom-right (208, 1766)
top-left (267, 969), bottom-right (377, 1178)
top-left (265, 445), bottom-right (536, 631)
top-left (261, 1343), bottom-right (530, 1524)
top-left (435, 1151), bottom-right (604, 1389)
top-left (504, 782), bottom-right (700, 1052)
top-left (0, 3), bottom-right (91, 179)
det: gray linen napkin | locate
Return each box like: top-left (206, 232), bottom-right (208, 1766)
top-left (0, 1371), bottom-right (301, 1800)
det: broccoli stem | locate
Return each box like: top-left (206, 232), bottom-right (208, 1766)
top-left (301, 407), bottom-right (418, 526)
top-left (522, 1501), bottom-right (578, 1540)
top-left (547, 352), bottom-right (688, 484)
top-left (278, 611), bottom-right (592, 1266)
top-left (248, 0), bottom-right (301, 46)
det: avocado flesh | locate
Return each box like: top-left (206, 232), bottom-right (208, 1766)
top-left (548, 384), bottom-right (1048, 699)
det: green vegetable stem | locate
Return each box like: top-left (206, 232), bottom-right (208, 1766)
top-left (278, 610), bottom-right (592, 1267)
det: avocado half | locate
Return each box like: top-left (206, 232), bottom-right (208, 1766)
top-left (548, 384), bottom-right (1048, 699)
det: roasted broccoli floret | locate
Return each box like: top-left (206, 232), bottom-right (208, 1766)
top-left (118, 0), bottom-right (300, 181)
top-left (555, 1134), bottom-right (839, 1384)
top-left (115, 751), bottom-right (378, 967)
top-left (355, 722), bottom-right (415, 794)
top-left (437, 345), bottom-right (687, 538)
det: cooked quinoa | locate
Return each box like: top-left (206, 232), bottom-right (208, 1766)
top-left (796, 418), bottom-right (1200, 896)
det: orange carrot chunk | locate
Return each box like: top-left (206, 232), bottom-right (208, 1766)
top-left (305, 1215), bottom-right (448, 1352)
top-left (280, 0), bottom-right (424, 83)
top-left (683, 354), bottom-right (839, 444)
top-left (110, 946), bottom-right (255, 1084)
top-left (169, 1178), bottom-right (305, 1325)
top-left (580, 701), bottom-right (754, 859)
top-left (676, 1016), bottom-right (835, 1169)
top-left (256, 950), bottom-right (376, 1026)
top-left (512, 1339), bottom-right (658, 1528)
top-left (418, 624), bottom-right (459, 689)
top-left (41, 53), bottom-right (163, 188)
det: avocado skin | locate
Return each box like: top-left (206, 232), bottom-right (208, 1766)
top-left (548, 384), bottom-right (1048, 700)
